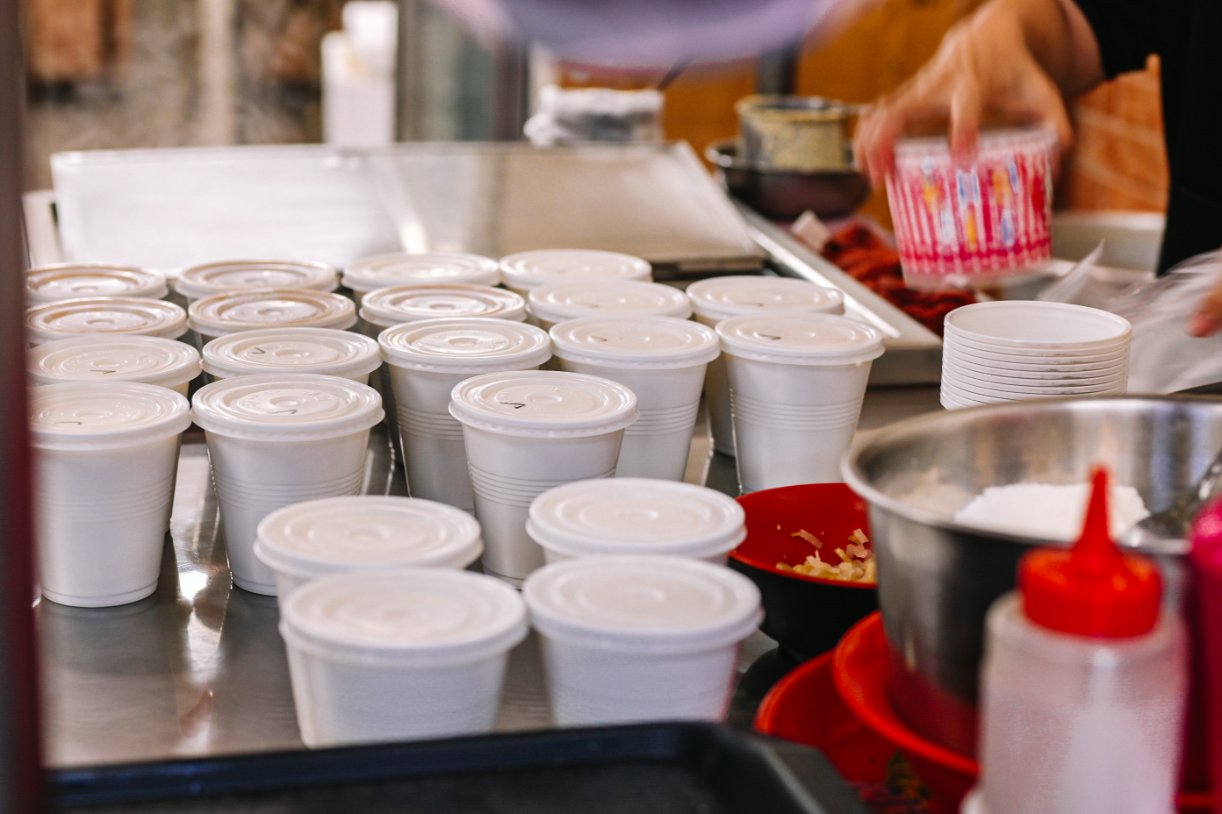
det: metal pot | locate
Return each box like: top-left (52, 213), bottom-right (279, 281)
top-left (735, 94), bottom-right (859, 172)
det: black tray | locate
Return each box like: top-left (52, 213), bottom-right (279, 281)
top-left (49, 722), bottom-right (870, 814)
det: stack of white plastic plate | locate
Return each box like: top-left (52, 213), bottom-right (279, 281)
top-left (940, 301), bottom-right (1131, 410)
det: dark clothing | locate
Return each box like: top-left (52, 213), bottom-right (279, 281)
top-left (1072, 0), bottom-right (1222, 273)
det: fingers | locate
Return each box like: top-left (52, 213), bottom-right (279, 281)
top-left (1190, 281), bottom-right (1222, 337)
top-left (948, 83), bottom-right (982, 167)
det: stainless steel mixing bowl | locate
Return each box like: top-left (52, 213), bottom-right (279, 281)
top-left (841, 396), bottom-right (1222, 757)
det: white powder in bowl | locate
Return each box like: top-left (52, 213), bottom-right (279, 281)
top-left (953, 482), bottom-right (1151, 542)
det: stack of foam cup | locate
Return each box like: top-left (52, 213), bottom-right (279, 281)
top-left (253, 495), bottom-right (483, 604)
top-left (522, 556), bottom-right (762, 726)
top-left (685, 276), bottom-right (845, 457)
top-left (280, 569), bottom-right (527, 747)
top-left (202, 327), bottom-right (381, 385)
top-left (30, 382), bottom-right (192, 607)
top-left (26, 296), bottom-right (188, 346)
top-left (28, 335), bottom-right (201, 396)
top-left (497, 249), bottom-right (652, 299)
top-left (527, 279), bottom-right (692, 332)
top-left (187, 289), bottom-right (356, 346)
top-left (25, 263), bottom-right (168, 306)
top-left (549, 315), bottom-right (719, 480)
top-left (173, 259), bottom-right (339, 306)
top-left (939, 300), bottom-right (1131, 410)
top-left (527, 478), bottom-right (745, 564)
top-left (378, 318), bottom-right (551, 512)
top-left (190, 373), bottom-right (384, 595)
top-left (448, 370), bottom-right (638, 585)
top-left (715, 312), bottom-right (885, 492)
top-left (342, 252), bottom-right (500, 306)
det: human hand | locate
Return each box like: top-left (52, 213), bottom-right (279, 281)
top-left (1189, 274), bottom-right (1222, 337)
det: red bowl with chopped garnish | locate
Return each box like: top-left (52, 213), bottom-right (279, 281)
top-left (728, 483), bottom-right (878, 662)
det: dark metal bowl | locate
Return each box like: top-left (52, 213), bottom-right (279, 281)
top-left (705, 139), bottom-right (871, 220)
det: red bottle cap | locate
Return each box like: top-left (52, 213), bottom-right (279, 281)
top-left (1019, 467), bottom-right (1162, 638)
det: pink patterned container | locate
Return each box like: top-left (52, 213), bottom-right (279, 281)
top-left (885, 127), bottom-right (1056, 290)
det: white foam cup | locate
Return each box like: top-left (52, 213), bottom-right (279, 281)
top-left (28, 335), bottom-right (201, 396)
top-left (527, 279), bottom-right (691, 331)
top-left (686, 276), bottom-right (845, 456)
top-left (254, 496), bottom-right (483, 603)
top-left (280, 569), bottom-right (527, 747)
top-left (26, 263), bottom-right (168, 306)
top-left (343, 252), bottom-right (500, 305)
top-left (549, 315), bottom-right (719, 480)
top-left (202, 327), bottom-right (381, 384)
top-left (716, 312), bottom-right (884, 492)
top-left (187, 289), bottom-right (357, 345)
top-left (26, 296), bottom-right (188, 346)
top-left (498, 249), bottom-right (652, 297)
top-left (448, 370), bottom-right (638, 585)
top-left (30, 382), bottom-right (192, 607)
top-left (378, 319), bottom-right (551, 512)
top-left (527, 478), bottom-right (745, 563)
top-left (523, 556), bottom-right (762, 726)
top-left (191, 373), bottom-right (384, 595)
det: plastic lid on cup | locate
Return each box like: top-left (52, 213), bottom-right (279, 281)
top-left (202, 327), bottom-right (381, 381)
top-left (25, 263), bottom-right (168, 305)
top-left (549, 315), bottom-right (719, 369)
top-left (499, 249), bottom-right (652, 292)
top-left (28, 335), bottom-right (201, 390)
top-left (343, 252), bottom-right (500, 293)
top-left (280, 569), bottom-right (528, 665)
top-left (686, 276), bottom-right (845, 322)
top-left (944, 301), bottom-right (1131, 350)
top-left (449, 370), bottom-right (638, 438)
top-left (255, 496), bottom-right (483, 581)
top-left (191, 373), bottom-right (383, 441)
top-left (527, 479), bottom-right (746, 560)
top-left (175, 259), bottom-right (338, 301)
top-left (378, 318), bottom-right (551, 373)
top-left (716, 312), bottom-right (885, 365)
top-left (188, 289), bottom-right (357, 338)
top-left (360, 284), bottom-right (527, 328)
top-left (29, 381), bottom-right (191, 449)
top-left (26, 297), bottom-right (189, 344)
top-left (522, 556), bottom-right (762, 653)
top-left (528, 279), bottom-right (691, 325)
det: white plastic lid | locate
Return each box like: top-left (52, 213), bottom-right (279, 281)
top-left (28, 335), bottom-right (201, 389)
top-left (499, 249), bottom-right (652, 291)
top-left (716, 312), bottom-right (885, 365)
top-left (360, 284), bottom-right (527, 328)
top-left (378, 318), bottom-right (551, 373)
top-left (342, 252), bottom-right (500, 292)
top-left (26, 297), bottom-right (189, 344)
top-left (188, 289), bottom-right (357, 337)
top-left (175, 260), bottom-right (338, 300)
top-left (255, 496), bottom-right (483, 580)
top-left (202, 327), bottom-right (381, 380)
top-left (527, 279), bottom-right (691, 324)
top-left (527, 479), bottom-right (745, 560)
top-left (191, 373), bottom-right (383, 441)
top-left (280, 569), bottom-right (528, 666)
top-left (449, 370), bottom-right (638, 437)
top-left (29, 381), bottom-right (192, 449)
top-left (522, 556), bottom-right (762, 653)
top-left (549, 316), bottom-right (720, 369)
top-left (25, 263), bottom-right (168, 305)
top-left (686, 276), bottom-right (845, 321)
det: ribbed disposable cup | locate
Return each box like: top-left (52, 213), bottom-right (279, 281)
top-left (280, 569), bottom-right (527, 747)
top-left (175, 259), bottom-right (338, 304)
top-left (448, 370), bottom-right (638, 585)
top-left (523, 556), bottom-right (761, 725)
top-left (192, 373), bottom-right (384, 595)
top-left (527, 279), bottom-right (691, 331)
top-left (30, 382), bottom-right (192, 607)
top-left (26, 296), bottom-right (188, 346)
top-left (28, 335), bottom-right (201, 396)
top-left (343, 252), bottom-right (499, 305)
top-left (188, 289), bottom-right (356, 345)
top-left (202, 327), bottom-right (381, 384)
top-left (549, 315), bottom-right (719, 480)
top-left (26, 263), bottom-right (168, 306)
top-left (498, 249), bottom-right (652, 297)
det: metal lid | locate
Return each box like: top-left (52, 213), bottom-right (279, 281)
top-left (360, 284), bottom-right (526, 328)
top-left (175, 259), bottom-right (338, 300)
top-left (527, 279), bottom-right (691, 324)
top-left (26, 296), bottom-right (189, 344)
top-left (202, 327), bottom-right (381, 380)
top-left (343, 252), bottom-right (499, 292)
top-left (448, 370), bottom-right (638, 437)
top-left (527, 479), bottom-right (745, 560)
top-left (716, 312), bottom-right (885, 365)
top-left (28, 335), bottom-right (201, 389)
top-left (499, 249), bottom-right (652, 291)
top-left (188, 289), bottom-right (356, 337)
top-left (25, 263), bottom-right (168, 305)
top-left (685, 276), bottom-right (844, 321)
top-left (191, 373), bottom-right (383, 441)
top-left (522, 556), bottom-right (762, 653)
top-left (548, 315), bottom-right (719, 369)
top-left (378, 318), bottom-right (551, 372)
top-left (29, 381), bottom-right (191, 449)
